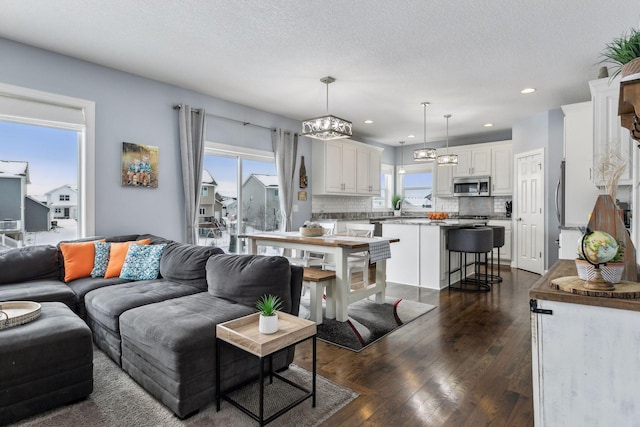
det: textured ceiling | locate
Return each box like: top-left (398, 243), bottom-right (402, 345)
top-left (1, 0), bottom-right (639, 146)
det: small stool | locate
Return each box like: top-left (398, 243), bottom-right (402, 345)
top-left (447, 227), bottom-right (494, 292)
top-left (0, 302), bottom-right (93, 424)
top-left (487, 226), bottom-right (505, 283)
top-left (302, 267), bottom-right (336, 324)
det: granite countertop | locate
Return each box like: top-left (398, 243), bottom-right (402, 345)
top-left (383, 219), bottom-right (487, 226)
top-left (530, 259), bottom-right (640, 312)
top-left (313, 214), bottom-right (512, 222)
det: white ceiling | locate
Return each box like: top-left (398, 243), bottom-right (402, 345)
top-left (1, 0), bottom-right (639, 146)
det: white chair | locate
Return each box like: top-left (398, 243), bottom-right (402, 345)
top-left (323, 223), bottom-right (374, 288)
top-left (286, 221), bottom-right (335, 267)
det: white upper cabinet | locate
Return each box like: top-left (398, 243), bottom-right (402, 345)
top-left (312, 139), bottom-right (382, 196)
top-left (434, 148), bottom-right (454, 196)
top-left (589, 77), bottom-right (633, 186)
top-left (435, 141), bottom-right (512, 196)
top-left (356, 145), bottom-right (382, 195)
top-left (454, 147), bottom-right (491, 177)
top-left (491, 143), bottom-right (513, 195)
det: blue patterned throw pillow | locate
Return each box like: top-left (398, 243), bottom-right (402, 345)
top-left (120, 243), bottom-right (167, 281)
top-left (91, 241), bottom-right (111, 278)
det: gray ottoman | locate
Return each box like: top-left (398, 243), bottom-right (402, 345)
top-left (0, 302), bottom-right (93, 424)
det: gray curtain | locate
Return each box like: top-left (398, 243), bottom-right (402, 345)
top-left (178, 105), bottom-right (206, 244)
top-left (272, 129), bottom-right (298, 231)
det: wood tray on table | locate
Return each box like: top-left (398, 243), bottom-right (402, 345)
top-left (550, 276), bottom-right (640, 299)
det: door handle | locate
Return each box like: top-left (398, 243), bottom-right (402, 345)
top-left (554, 179), bottom-right (561, 223)
top-left (516, 217), bottom-right (522, 221)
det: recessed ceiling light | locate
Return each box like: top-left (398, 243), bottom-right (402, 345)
top-left (363, 119), bottom-right (374, 124)
top-left (483, 123), bottom-right (494, 127)
top-left (407, 134), bottom-right (415, 138)
top-left (521, 88), bottom-right (536, 94)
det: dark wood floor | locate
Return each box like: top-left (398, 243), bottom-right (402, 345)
top-left (293, 266), bottom-right (540, 426)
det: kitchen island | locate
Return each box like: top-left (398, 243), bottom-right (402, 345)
top-left (382, 219), bottom-right (486, 289)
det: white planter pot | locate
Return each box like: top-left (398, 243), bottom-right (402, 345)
top-left (258, 314), bottom-right (278, 334)
top-left (394, 210), bottom-right (401, 217)
top-left (575, 259), bottom-right (625, 284)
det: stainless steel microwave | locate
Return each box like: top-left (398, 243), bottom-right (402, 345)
top-left (453, 176), bottom-right (491, 196)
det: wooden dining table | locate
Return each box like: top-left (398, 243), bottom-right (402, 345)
top-left (240, 232), bottom-right (399, 322)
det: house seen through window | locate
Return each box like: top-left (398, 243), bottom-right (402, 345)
top-left (198, 144), bottom-right (280, 254)
top-left (0, 120), bottom-right (79, 249)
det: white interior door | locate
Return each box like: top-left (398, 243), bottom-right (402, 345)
top-left (515, 150), bottom-right (544, 274)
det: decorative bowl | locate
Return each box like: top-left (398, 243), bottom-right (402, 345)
top-left (299, 227), bottom-right (323, 237)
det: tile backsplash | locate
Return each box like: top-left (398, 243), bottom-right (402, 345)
top-left (310, 194), bottom-right (512, 217)
top-left (312, 195), bottom-right (372, 213)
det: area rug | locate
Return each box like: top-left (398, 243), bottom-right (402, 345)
top-left (299, 295), bottom-right (437, 352)
top-left (11, 348), bottom-right (358, 427)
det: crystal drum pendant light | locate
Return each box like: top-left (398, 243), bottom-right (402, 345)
top-left (398, 141), bottom-right (406, 175)
top-left (413, 102), bottom-right (437, 161)
top-left (437, 114), bottom-right (458, 166)
top-left (301, 76), bottom-right (353, 140)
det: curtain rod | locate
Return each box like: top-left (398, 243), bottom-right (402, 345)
top-left (173, 104), bottom-right (296, 135)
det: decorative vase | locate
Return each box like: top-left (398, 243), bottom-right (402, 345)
top-left (258, 314), bottom-right (278, 334)
top-left (393, 210), bottom-right (401, 217)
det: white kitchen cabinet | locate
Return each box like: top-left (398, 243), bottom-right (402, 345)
top-left (490, 143), bottom-right (513, 195)
top-left (434, 148), bottom-right (454, 196)
top-left (312, 139), bottom-right (356, 195)
top-left (312, 139), bottom-right (381, 196)
top-left (454, 147), bottom-right (491, 177)
top-left (589, 77), bottom-right (633, 186)
top-left (356, 145), bottom-right (382, 195)
top-left (531, 298), bottom-right (640, 425)
top-left (488, 219), bottom-right (512, 262)
top-left (562, 102), bottom-right (600, 226)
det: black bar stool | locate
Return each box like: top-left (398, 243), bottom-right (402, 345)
top-left (487, 225), bottom-right (505, 283)
top-left (447, 227), bottom-right (493, 292)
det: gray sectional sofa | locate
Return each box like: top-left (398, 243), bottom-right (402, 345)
top-left (0, 235), bottom-right (303, 419)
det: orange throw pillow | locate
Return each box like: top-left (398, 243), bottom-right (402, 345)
top-left (104, 238), bottom-right (151, 279)
top-left (60, 240), bottom-right (105, 283)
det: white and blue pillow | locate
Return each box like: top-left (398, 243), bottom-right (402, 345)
top-left (91, 241), bottom-right (111, 278)
top-left (120, 243), bottom-right (167, 281)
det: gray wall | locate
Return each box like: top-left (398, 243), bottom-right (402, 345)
top-left (512, 108), bottom-right (565, 270)
top-left (0, 178), bottom-right (21, 220)
top-left (0, 37), bottom-right (315, 240)
top-left (25, 197), bottom-right (49, 232)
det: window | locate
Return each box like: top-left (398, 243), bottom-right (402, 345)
top-left (59, 194), bottom-right (70, 201)
top-left (55, 208), bottom-right (62, 214)
top-left (201, 187), bottom-right (208, 197)
top-left (200, 142), bottom-right (279, 254)
top-left (0, 83), bottom-right (95, 244)
top-left (373, 164), bottom-right (394, 210)
top-left (398, 164), bottom-right (433, 211)
top-left (199, 208), bottom-right (206, 215)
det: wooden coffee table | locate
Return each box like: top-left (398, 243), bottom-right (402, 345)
top-left (216, 311), bottom-right (317, 426)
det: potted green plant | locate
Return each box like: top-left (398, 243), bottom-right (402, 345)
top-left (392, 194), bottom-right (402, 217)
top-left (601, 28), bottom-right (640, 80)
top-left (256, 294), bottom-right (282, 334)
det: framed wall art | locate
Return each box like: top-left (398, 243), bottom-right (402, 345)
top-left (121, 142), bottom-right (159, 188)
